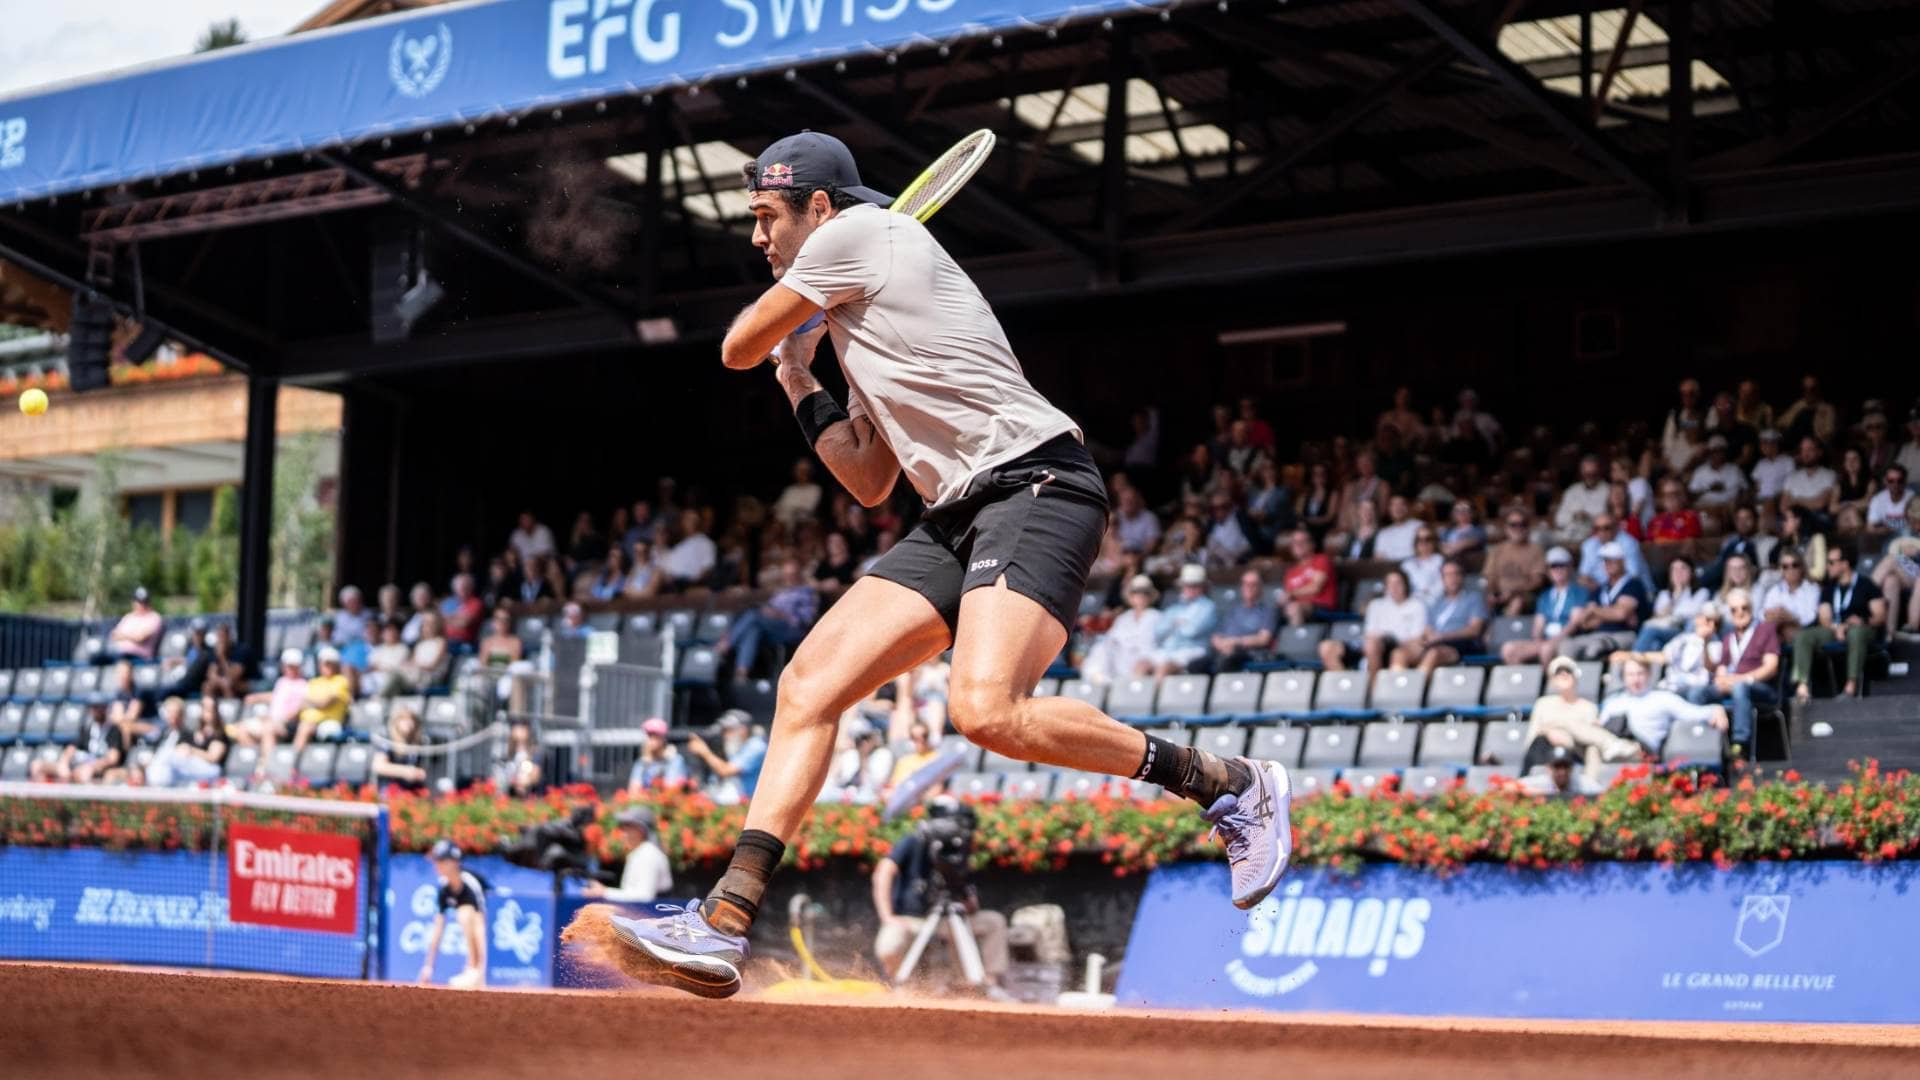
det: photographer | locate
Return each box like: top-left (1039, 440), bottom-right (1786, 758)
top-left (870, 798), bottom-right (1008, 992)
top-left (582, 807), bottom-right (673, 903)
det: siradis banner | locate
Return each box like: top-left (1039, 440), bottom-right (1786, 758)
top-left (0, 0), bottom-right (1183, 205)
top-left (1117, 860), bottom-right (1920, 1023)
top-left (227, 823), bottom-right (362, 935)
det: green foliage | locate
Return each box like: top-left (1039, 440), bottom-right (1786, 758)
top-left (194, 18), bottom-right (247, 53)
top-left (272, 433), bottom-right (336, 611)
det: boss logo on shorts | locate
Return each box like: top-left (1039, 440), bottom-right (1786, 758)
top-left (968, 558), bottom-right (1000, 573)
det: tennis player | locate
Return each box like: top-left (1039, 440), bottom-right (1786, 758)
top-left (601, 131), bottom-right (1290, 998)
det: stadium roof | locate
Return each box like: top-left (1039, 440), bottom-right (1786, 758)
top-left (0, 0), bottom-right (1915, 379)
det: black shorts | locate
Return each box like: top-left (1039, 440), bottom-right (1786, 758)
top-left (868, 434), bottom-right (1109, 635)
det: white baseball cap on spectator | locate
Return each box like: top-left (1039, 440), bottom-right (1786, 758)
top-left (279, 648), bottom-right (304, 668)
top-left (1177, 564), bottom-right (1207, 588)
top-left (1707, 434), bottom-right (1729, 451)
top-left (317, 646), bottom-right (342, 666)
top-left (1126, 574), bottom-right (1158, 600)
top-left (1759, 428), bottom-right (1782, 444)
top-left (1545, 547), bottom-right (1573, 567)
top-left (1597, 541), bottom-right (1628, 562)
top-left (1547, 656), bottom-right (1579, 680)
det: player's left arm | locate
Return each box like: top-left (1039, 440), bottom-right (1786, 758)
top-left (720, 284), bottom-right (821, 370)
top-left (775, 349), bottom-right (898, 509)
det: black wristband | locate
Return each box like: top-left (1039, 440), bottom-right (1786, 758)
top-left (794, 390), bottom-right (849, 449)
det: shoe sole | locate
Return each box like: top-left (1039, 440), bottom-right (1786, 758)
top-left (1232, 758), bottom-right (1293, 911)
top-left (609, 920), bottom-right (744, 999)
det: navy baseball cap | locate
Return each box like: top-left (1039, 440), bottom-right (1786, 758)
top-left (429, 840), bottom-right (462, 861)
top-left (745, 131), bottom-right (892, 208)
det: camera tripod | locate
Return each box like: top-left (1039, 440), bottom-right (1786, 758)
top-left (892, 897), bottom-right (986, 989)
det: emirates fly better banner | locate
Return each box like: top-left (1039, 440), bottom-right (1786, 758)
top-left (227, 824), bottom-right (361, 935)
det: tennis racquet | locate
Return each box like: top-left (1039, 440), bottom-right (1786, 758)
top-left (890, 128), bottom-right (996, 223)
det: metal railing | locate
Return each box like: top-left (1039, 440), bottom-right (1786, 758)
top-left (0, 614), bottom-right (87, 670)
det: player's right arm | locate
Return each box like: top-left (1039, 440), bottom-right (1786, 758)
top-left (775, 347), bottom-right (898, 508)
top-left (418, 913), bottom-right (445, 982)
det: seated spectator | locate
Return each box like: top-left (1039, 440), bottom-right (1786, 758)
top-left (1692, 588), bottom-right (1779, 755)
top-left (1552, 455), bottom-right (1609, 543)
top-left (1484, 510), bottom-right (1547, 616)
top-left (1715, 551), bottom-right (1759, 614)
top-left (1605, 482), bottom-right (1642, 541)
top-left (823, 723), bottom-right (894, 804)
top-left (402, 582), bottom-right (436, 644)
top-left (1599, 657), bottom-right (1728, 754)
top-left (1899, 407), bottom-right (1920, 479)
top-left (1556, 542), bottom-right (1649, 660)
top-left (493, 718), bottom-right (543, 797)
top-left (1614, 606), bottom-right (1722, 695)
top-left (1372, 494), bottom-right (1423, 562)
top-left (1645, 481), bottom-right (1702, 544)
top-left (586, 545), bottom-right (629, 601)
top-left (366, 620), bottom-right (412, 694)
top-left (31, 702), bottom-right (127, 783)
top-left (1777, 374), bottom-right (1836, 445)
top-left (1734, 379), bottom-right (1774, 432)
top-left (1376, 386), bottom-right (1427, 449)
top-left (1401, 527), bottom-right (1445, 605)
top-left (1702, 506), bottom-right (1766, 590)
top-left (583, 807), bottom-right (673, 903)
top-left (1633, 557), bottom-right (1712, 653)
top-left (706, 527), bottom-right (752, 592)
top-left (1320, 568), bottom-right (1426, 672)
top-left (1239, 396), bottom-right (1275, 452)
top-left (628, 717), bottom-right (689, 792)
top-left (1522, 658), bottom-right (1644, 770)
top-left (1750, 429), bottom-right (1793, 508)
top-left (1501, 547), bottom-right (1591, 664)
top-left (1660, 378), bottom-right (1707, 471)
top-left (105, 586), bottom-right (164, 662)
top-left (1866, 464), bottom-right (1912, 538)
top-left (564, 511), bottom-right (604, 576)
top-left (482, 558), bottom-right (514, 609)
top-left (1244, 459), bottom-right (1294, 551)
top-left (1758, 551), bottom-right (1819, 636)
top-left (1145, 516), bottom-right (1202, 577)
top-left (1688, 435), bottom-right (1747, 512)
top-left (886, 720), bottom-right (940, 794)
top-left (508, 510), bottom-right (557, 565)
top-left (1330, 451), bottom-right (1385, 548)
top-left (772, 458), bottom-right (823, 528)
top-left (1577, 512), bottom-right (1652, 592)
top-left (372, 707), bottom-right (431, 792)
top-left (720, 556), bottom-right (818, 680)
top-left (1437, 411), bottom-right (1495, 473)
top-left (1278, 528), bottom-right (1337, 625)
top-left (146, 697), bottom-right (227, 788)
top-left (516, 554), bottom-right (557, 604)
top-left (237, 649), bottom-right (308, 761)
top-left (686, 711), bottom-right (767, 805)
top-left (662, 509), bottom-right (717, 590)
top-left (624, 539), bottom-right (662, 599)
top-left (376, 583), bottom-right (406, 628)
top-left (1080, 575), bottom-right (1162, 684)
top-left (1392, 559), bottom-right (1487, 674)
top-left (1452, 387), bottom-right (1504, 454)
top-left (1440, 499), bottom-right (1486, 560)
top-left (440, 573), bottom-right (485, 648)
top-left (1198, 570), bottom-right (1277, 674)
top-left (1790, 544), bottom-right (1885, 702)
top-left (381, 612), bottom-right (450, 697)
top-left (1861, 409), bottom-right (1898, 473)
top-left (104, 660), bottom-right (146, 737)
top-left (554, 601), bottom-right (591, 640)
top-left (1203, 492), bottom-right (1258, 565)
top-left (1833, 447), bottom-right (1876, 534)
top-left (1779, 435), bottom-right (1838, 532)
top-left (1336, 499), bottom-right (1381, 560)
top-left (1520, 744), bottom-right (1604, 797)
top-left (1113, 485), bottom-right (1162, 554)
top-left (1222, 419), bottom-right (1259, 476)
top-left (287, 647), bottom-right (352, 762)
top-left (1147, 564), bottom-right (1218, 676)
top-left (813, 531), bottom-right (858, 594)
top-left (1123, 406), bottom-right (1160, 471)
top-left (1706, 390), bottom-right (1758, 466)
top-left (1295, 461), bottom-right (1339, 546)
top-left (331, 585), bottom-right (372, 648)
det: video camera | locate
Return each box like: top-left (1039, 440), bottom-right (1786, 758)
top-left (917, 797), bottom-right (976, 893)
top-left (501, 804), bottom-right (597, 873)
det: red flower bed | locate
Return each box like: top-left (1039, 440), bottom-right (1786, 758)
top-left (5, 762), bottom-right (1917, 876)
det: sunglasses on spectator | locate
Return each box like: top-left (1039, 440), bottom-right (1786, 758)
top-left (1727, 603), bottom-right (1751, 613)
top-left (1506, 519), bottom-right (1526, 528)
top-left (1416, 533), bottom-right (1437, 542)
top-left (1782, 560), bottom-right (1802, 569)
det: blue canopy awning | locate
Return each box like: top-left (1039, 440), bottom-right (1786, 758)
top-left (0, 0), bottom-right (1175, 207)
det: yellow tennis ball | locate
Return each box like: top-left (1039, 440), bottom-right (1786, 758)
top-left (18, 388), bottom-right (48, 416)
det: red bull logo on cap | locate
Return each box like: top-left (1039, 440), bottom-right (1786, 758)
top-left (759, 162), bottom-right (794, 189)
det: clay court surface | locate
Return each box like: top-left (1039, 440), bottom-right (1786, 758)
top-left (8, 962), bottom-right (1919, 1079)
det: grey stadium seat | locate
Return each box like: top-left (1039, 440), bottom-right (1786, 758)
top-left (1033, 678), bottom-right (1059, 698)
top-left (1400, 765), bottom-right (1461, 797)
top-left (264, 745), bottom-right (300, 786)
top-left (68, 667), bottom-right (100, 698)
top-left (1577, 661), bottom-right (1605, 703)
top-left (1464, 764), bottom-right (1520, 792)
top-left (1004, 772), bottom-right (1058, 800)
top-left (10, 669), bottom-right (40, 701)
top-left (949, 772), bottom-right (1002, 798)
top-left (676, 646), bottom-right (721, 688)
top-left (1259, 671), bottom-right (1316, 716)
top-left (1346, 767), bottom-right (1392, 795)
top-left (1207, 672), bottom-right (1262, 716)
top-left (1105, 676), bottom-right (1159, 719)
top-left (626, 613), bottom-right (658, 638)
top-left (333, 744), bottom-right (374, 786)
top-left (663, 610), bottom-right (698, 641)
top-left (1293, 767), bottom-right (1340, 797)
top-left (0, 702), bottom-right (24, 742)
top-left (1483, 665), bottom-right (1544, 712)
top-left (1311, 670), bottom-right (1371, 717)
top-left (938, 734), bottom-right (984, 772)
top-left (1357, 720), bottom-right (1418, 768)
top-left (1479, 718), bottom-right (1530, 765)
top-left (1351, 578), bottom-right (1388, 608)
top-left (39, 667), bottom-right (70, 701)
top-left (1487, 615), bottom-right (1534, 650)
top-left (1, 744), bottom-right (32, 780)
top-left (697, 611), bottom-right (733, 644)
top-left (1415, 666), bottom-right (1488, 717)
top-left (0, 670), bottom-right (12, 700)
top-left (1058, 678), bottom-right (1106, 712)
top-left (1416, 719), bottom-right (1479, 765)
top-left (1328, 620), bottom-right (1366, 648)
top-left (133, 665), bottom-right (160, 691)
top-left (1139, 725), bottom-right (1189, 749)
top-left (1054, 772), bottom-right (1124, 800)
top-left (21, 703), bottom-right (54, 744)
top-left (1301, 724), bottom-right (1361, 768)
top-left (1191, 726), bottom-right (1249, 759)
top-left (1274, 623), bottom-right (1327, 664)
top-left (1662, 720), bottom-right (1725, 765)
top-left (587, 611), bottom-right (623, 633)
top-left (1122, 779), bottom-right (1165, 801)
top-left (1154, 675), bottom-right (1209, 717)
top-left (51, 703), bottom-right (85, 744)
top-left (1246, 725), bottom-right (1305, 767)
top-left (297, 745), bottom-right (337, 786)
top-left (224, 745), bottom-right (260, 782)
top-left (979, 745), bottom-right (1032, 773)
top-left (1369, 669), bottom-right (1426, 716)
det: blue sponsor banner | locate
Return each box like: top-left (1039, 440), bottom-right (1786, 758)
top-left (0, 0), bottom-right (1176, 204)
top-left (1118, 861), bottom-right (1920, 1023)
top-left (0, 847), bottom-right (367, 979)
top-left (383, 855), bottom-right (555, 988)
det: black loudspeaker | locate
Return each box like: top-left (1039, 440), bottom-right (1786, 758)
top-left (370, 225), bottom-right (442, 344)
top-left (66, 294), bottom-right (114, 392)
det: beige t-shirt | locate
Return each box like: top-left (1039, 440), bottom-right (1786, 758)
top-left (780, 204), bottom-right (1079, 507)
